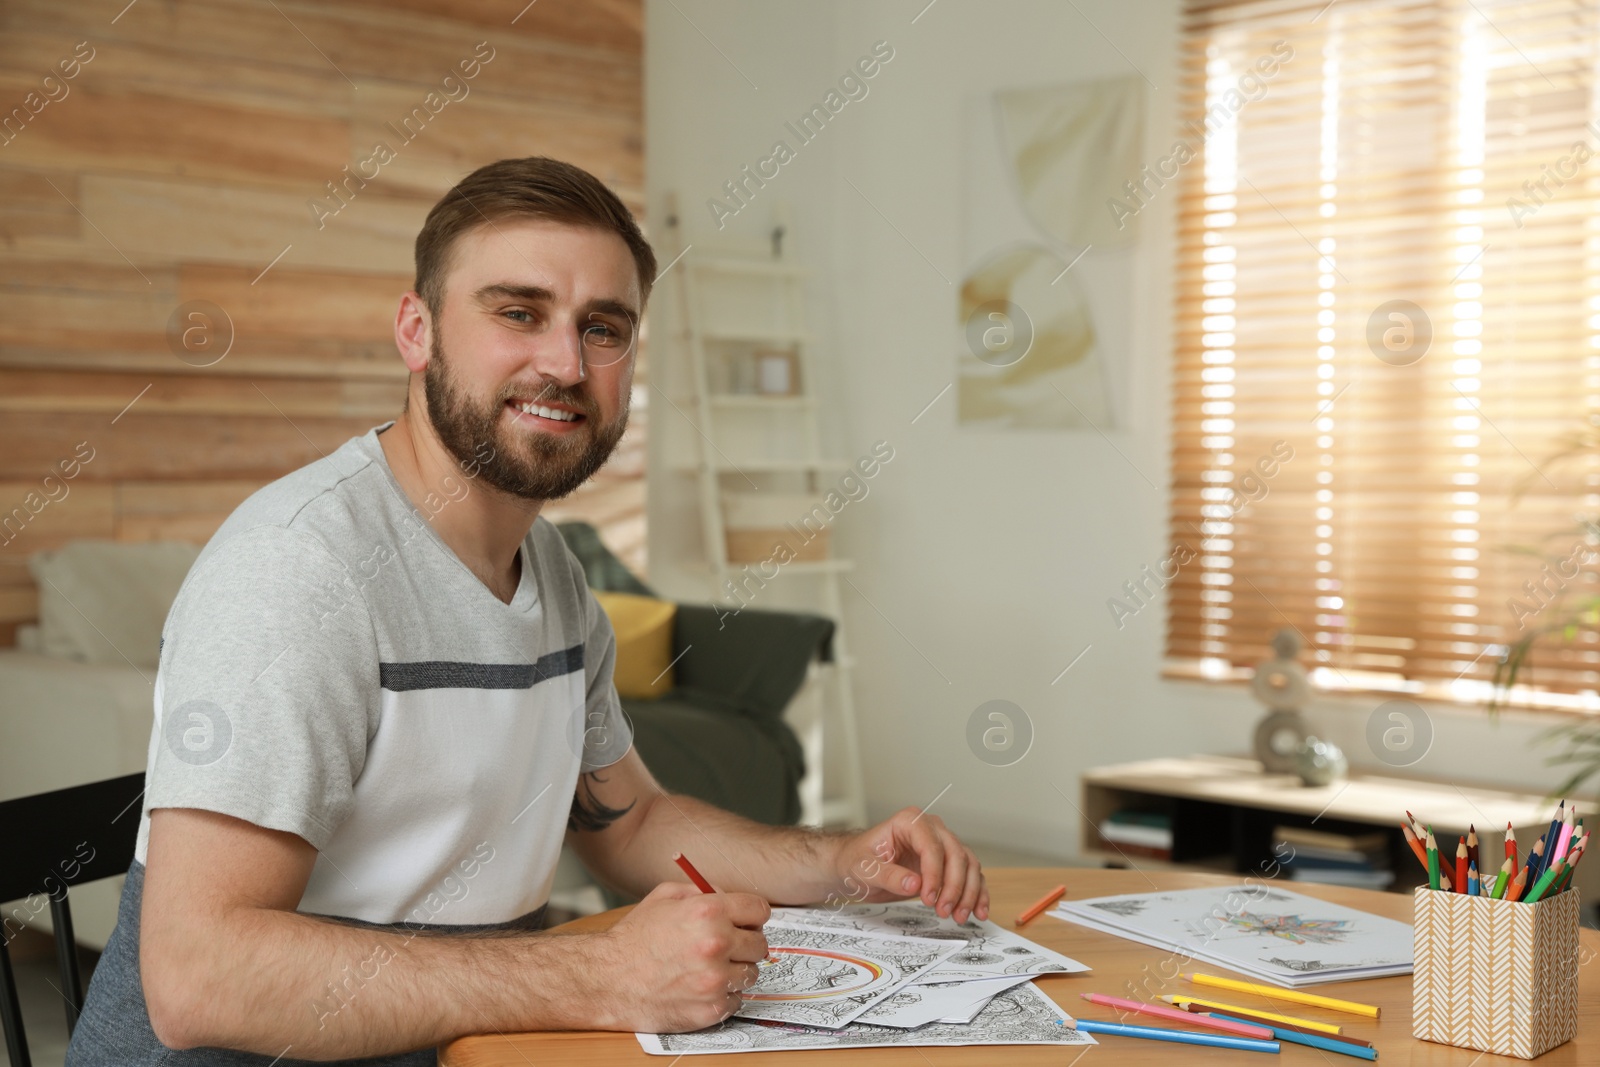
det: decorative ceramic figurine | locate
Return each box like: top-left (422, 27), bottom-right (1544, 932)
top-left (1250, 628), bottom-right (1311, 773)
top-left (1294, 735), bottom-right (1349, 787)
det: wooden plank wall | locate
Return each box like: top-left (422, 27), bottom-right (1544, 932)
top-left (0, 0), bottom-right (648, 645)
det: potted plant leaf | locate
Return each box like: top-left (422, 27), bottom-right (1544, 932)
top-left (1490, 418), bottom-right (1600, 797)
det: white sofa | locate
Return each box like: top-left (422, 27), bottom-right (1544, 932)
top-left (0, 643), bottom-right (155, 947)
top-left (1, 539), bottom-right (198, 948)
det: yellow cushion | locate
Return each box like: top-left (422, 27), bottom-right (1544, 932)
top-left (594, 591), bottom-right (677, 699)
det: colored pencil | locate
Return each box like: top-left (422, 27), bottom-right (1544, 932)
top-left (1467, 861), bottom-right (1479, 896)
top-left (1553, 807), bottom-right (1576, 864)
top-left (673, 852), bottom-right (717, 894)
top-left (1524, 858), bottom-right (1568, 904)
top-left (1545, 802), bottom-right (1565, 858)
top-left (1182, 973), bottom-right (1380, 1018)
top-left (1406, 810), bottom-right (1426, 837)
top-left (1403, 822), bottom-right (1429, 871)
top-left (1491, 856), bottom-right (1512, 900)
top-left (1455, 836), bottom-right (1468, 893)
top-left (1073, 1019), bottom-right (1281, 1053)
top-left (1196, 1017), bottom-right (1369, 1049)
top-left (1532, 803), bottom-right (1563, 881)
top-left (1017, 884), bottom-right (1066, 926)
top-left (1506, 820), bottom-right (1518, 869)
top-left (1525, 835), bottom-right (1548, 886)
top-left (1505, 865), bottom-right (1529, 903)
top-left (1205, 1013), bottom-right (1377, 1061)
top-left (1466, 824), bottom-right (1479, 875)
top-left (1078, 993), bottom-right (1274, 1039)
top-left (1177, 1003), bottom-right (1369, 1046)
top-left (1161, 996), bottom-right (1343, 1035)
top-left (675, 852), bottom-right (780, 964)
top-left (1557, 844), bottom-right (1584, 894)
top-left (1426, 828), bottom-right (1441, 890)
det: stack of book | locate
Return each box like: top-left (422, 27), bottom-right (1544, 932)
top-left (1273, 826), bottom-right (1393, 890)
top-left (1097, 811), bottom-right (1173, 861)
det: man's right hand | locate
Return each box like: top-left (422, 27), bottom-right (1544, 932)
top-left (591, 881), bottom-right (772, 1032)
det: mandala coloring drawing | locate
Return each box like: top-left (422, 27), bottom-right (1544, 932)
top-left (732, 921), bottom-right (963, 1028)
top-left (643, 979), bottom-right (1096, 1054)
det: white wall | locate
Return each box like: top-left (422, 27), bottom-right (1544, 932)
top-left (645, 0), bottom-right (1584, 861)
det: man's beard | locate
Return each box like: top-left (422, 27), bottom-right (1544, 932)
top-left (423, 331), bottom-right (628, 502)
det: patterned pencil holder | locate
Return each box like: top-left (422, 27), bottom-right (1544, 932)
top-left (1412, 886), bottom-right (1580, 1059)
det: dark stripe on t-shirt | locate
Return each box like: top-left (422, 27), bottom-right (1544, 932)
top-left (316, 902), bottom-right (550, 934)
top-left (378, 644), bottom-right (584, 691)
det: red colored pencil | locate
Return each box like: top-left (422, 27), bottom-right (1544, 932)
top-left (674, 851), bottom-right (717, 893)
top-left (675, 852), bottom-right (778, 964)
top-left (1455, 836), bottom-right (1468, 894)
top-left (1506, 820), bottom-right (1518, 870)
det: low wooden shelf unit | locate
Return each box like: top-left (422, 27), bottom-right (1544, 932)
top-left (1082, 754), bottom-right (1596, 904)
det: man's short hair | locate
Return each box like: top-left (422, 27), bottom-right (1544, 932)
top-left (413, 156), bottom-right (657, 320)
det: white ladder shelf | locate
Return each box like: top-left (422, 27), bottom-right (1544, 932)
top-left (661, 193), bottom-right (867, 829)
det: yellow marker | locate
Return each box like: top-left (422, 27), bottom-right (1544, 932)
top-left (1182, 972), bottom-right (1380, 1019)
top-left (1160, 994), bottom-right (1344, 1035)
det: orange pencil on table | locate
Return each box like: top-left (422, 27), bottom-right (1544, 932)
top-left (1455, 836), bottom-right (1468, 894)
top-left (1017, 884), bottom-right (1066, 926)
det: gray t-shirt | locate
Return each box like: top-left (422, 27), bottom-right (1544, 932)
top-left (134, 420), bottom-right (633, 924)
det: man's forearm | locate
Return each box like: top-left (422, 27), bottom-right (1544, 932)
top-left (597, 789), bottom-right (852, 905)
top-left (145, 903), bottom-right (622, 1058)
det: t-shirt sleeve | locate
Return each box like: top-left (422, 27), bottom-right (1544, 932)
top-left (566, 551), bottom-right (634, 773)
top-left (146, 524), bottom-right (377, 849)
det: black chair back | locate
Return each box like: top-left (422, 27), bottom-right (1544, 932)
top-left (0, 773), bottom-right (144, 1067)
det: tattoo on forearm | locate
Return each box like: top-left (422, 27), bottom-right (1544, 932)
top-left (567, 770), bottom-right (636, 833)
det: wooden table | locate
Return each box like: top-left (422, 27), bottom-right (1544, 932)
top-left (439, 868), bottom-right (1600, 1066)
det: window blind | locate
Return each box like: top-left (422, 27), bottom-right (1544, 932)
top-left (1168, 0), bottom-right (1600, 709)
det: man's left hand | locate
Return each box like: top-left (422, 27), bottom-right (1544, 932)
top-left (826, 807), bottom-right (988, 923)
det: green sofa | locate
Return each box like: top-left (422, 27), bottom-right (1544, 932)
top-left (555, 523), bottom-right (834, 827)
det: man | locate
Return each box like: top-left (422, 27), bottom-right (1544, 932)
top-left (68, 157), bottom-right (987, 1066)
